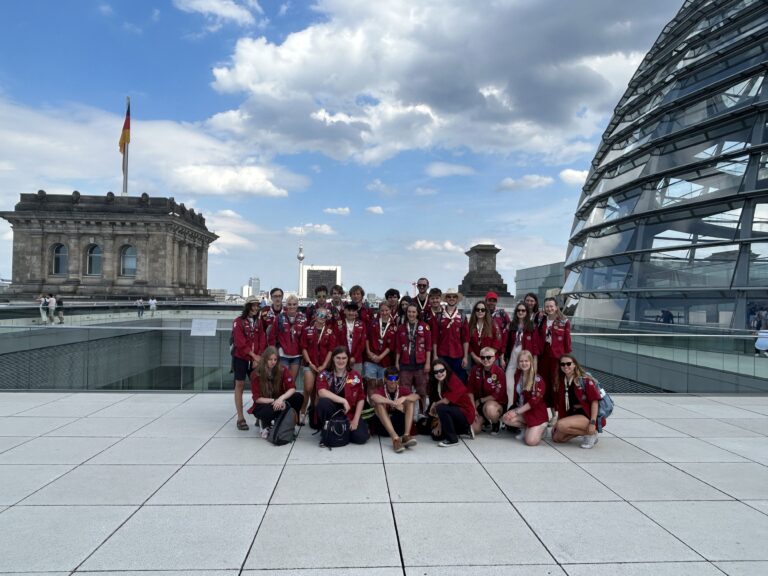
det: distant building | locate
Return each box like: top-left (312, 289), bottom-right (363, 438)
top-left (515, 262), bottom-right (565, 304)
top-left (0, 191), bottom-right (218, 299)
top-left (299, 265), bottom-right (341, 298)
top-left (208, 288), bottom-right (227, 302)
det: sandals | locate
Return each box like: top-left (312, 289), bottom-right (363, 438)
top-left (236, 419), bottom-right (249, 431)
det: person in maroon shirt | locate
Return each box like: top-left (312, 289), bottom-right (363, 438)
top-left (413, 277), bottom-right (430, 318)
top-left (397, 295), bottom-right (412, 325)
top-left (486, 291), bottom-right (510, 369)
top-left (395, 303), bottom-right (432, 413)
top-left (422, 287), bottom-right (443, 328)
top-left (539, 297), bottom-right (572, 417)
top-left (304, 284), bottom-right (329, 323)
top-left (504, 303), bottom-right (542, 397)
top-left (551, 354), bottom-right (603, 449)
top-left (263, 287), bottom-right (284, 331)
top-left (467, 347), bottom-right (507, 435)
top-left (267, 294), bottom-right (307, 381)
top-left (428, 360), bottom-right (476, 447)
top-left (248, 346), bottom-right (303, 435)
top-left (231, 296), bottom-right (266, 431)
top-left (340, 302), bottom-right (367, 374)
top-left (328, 284), bottom-right (345, 324)
top-left (369, 367), bottom-right (420, 453)
top-left (384, 289), bottom-right (401, 322)
top-left (433, 288), bottom-right (469, 382)
top-left (300, 306), bottom-right (336, 421)
top-left (467, 301), bottom-right (502, 367)
top-left (315, 347), bottom-right (369, 444)
top-left (348, 285), bottom-right (370, 327)
top-left (364, 301), bottom-right (397, 391)
top-left (502, 350), bottom-right (548, 446)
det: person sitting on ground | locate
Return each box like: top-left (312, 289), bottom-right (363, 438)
top-left (551, 354), bottom-right (604, 449)
top-left (427, 360), bottom-right (476, 447)
top-left (502, 350), bottom-right (548, 446)
top-left (467, 346), bottom-right (507, 435)
top-left (249, 346), bottom-right (303, 437)
top-left (369, 367), bottom-right (420, 453)
top-left (315, 346), bottom-right (369, 444)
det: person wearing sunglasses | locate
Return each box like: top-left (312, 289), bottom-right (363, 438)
top-left (305, 284), bottom-right (329, 323)
top-left (395, 303), bottom-right (432, 415)
top-left (427, 360), bottom-right (476, 447)
top-left (315, 347), bottom-right (369, 444)
top-left (433, 288), bottom-right (470, 382)
top-left (504, 303), bottom-right (542, 404)
top-left (369, 367), bottom-right (420, 453)
top-left (300, 305), bottom-right (337, 424)
top-left (267, 294), bottom-right (307, 382)
top-left (413, 277), bottom-right (430, 317)
top-left (502, 350), bottom-right (548, 446)
top-left (551, 354), bottom-right (602, 449)
top-left (538, 297), bottom-right (571, 422)
top-left (467, 301), bottom-right (502, 368)
top-left (467, 346), bottom-right (507, 435)
top-left (485, 291), bottom-right (510, 369)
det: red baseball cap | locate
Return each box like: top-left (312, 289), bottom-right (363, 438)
top-left (485, 291), bottom-right (499, 300)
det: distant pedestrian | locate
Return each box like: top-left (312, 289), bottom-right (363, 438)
top-left (55, 295), bottom-right (64, 324)
top-left (135, 297), bottom-right (145, 317)
top-left (38, 294), bottom-right (48, 325)
top-left (148, 297), bottom-right (157, 317)
top-left (47, 294), bottom-right (56, 325)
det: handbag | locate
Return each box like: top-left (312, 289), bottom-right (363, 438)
top-left (320, 409), bottom-right (350, 449)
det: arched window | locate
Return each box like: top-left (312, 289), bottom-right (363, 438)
top-left (120, 245), bottom-right (137, 277)
top-left (87, 245), bottom-right (102, 276)
top-left (51, 244), bottom-right (68, 275)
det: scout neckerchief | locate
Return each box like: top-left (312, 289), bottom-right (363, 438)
top-left (378, 317), bottom-right (391, 347)
top-left (244, 315), bottom-right (258, 341)
top-left (475, 319), bottom-right (485, 342)
top-left (444, 305), bottom-right (460, 329)
top-left (407, 321), bottom-right (417, 355)
top-left (416, 294), bottom-right (428, 314)
top-left (331, 370), bottom-right (347, 395)
top-left (385, 383), bottom-right (400, 402)
top-left (345, 320), bottom-right (355, 351)
top-left (545, 318), bottom-right (554, 344)
top-left (515, 324), bottom-right (524, 348)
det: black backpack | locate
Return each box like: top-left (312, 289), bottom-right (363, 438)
top-left (320, 409), bottom-right (350, 449)
top-left (268, 407), bottom-right (297, 446)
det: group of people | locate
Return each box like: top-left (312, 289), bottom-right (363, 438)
top-left (37, 293), bottom-right (63, 325)
top-left (135, 297), bottom-right (158, 318)
top-left (231, 279), bottom-right (606, 452)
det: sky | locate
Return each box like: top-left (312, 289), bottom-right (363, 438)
top-left (0, 0), bottom-right (683, 296)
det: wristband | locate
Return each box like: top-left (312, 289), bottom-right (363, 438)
top-left (589, 419), bottom-right (596, 425)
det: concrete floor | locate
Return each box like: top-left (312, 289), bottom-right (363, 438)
top-left (1, 391), bottom-right (767, 575)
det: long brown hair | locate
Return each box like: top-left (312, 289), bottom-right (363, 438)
top-left (469, 301), bottom-right (494, 339)
top-left (554, 354), bottom-right (585, 392)
top-left (256, 346), bottom-right (283, 398)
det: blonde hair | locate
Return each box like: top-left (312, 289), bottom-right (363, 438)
top-left (285, 294), bottom-right (299, 305)
top-left (517, 350), bottom-right (537, 392)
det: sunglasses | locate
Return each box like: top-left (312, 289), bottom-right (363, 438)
top-left (433, 368), bottom-right (446, 374)
top-left (417, 284), bottom-right (428, 288)
top-left (445, 295), bottom-right (458, 299)
top-left (516, 309), bottom-right (527, 313)
top-left (560, 361), bottom-right (573, 367)
top-left (386, 375), bottom-right (399, 382)
top-left (480, 355), bottom-right (494, 361)
top-left (476, 308), bottom-right (486, 312)
top-left (487, 298), bottom-right (497, 302)
top-left (316, 314), bottom-right (327, 319)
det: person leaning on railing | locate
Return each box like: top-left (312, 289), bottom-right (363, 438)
top-left (551, 354), bottom-right (604, 449)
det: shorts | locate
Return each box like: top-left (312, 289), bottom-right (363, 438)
top-left (400, 368), bottom-right (428, 397)
top-left (363, 362), bottom-right (387, 379)
top-left (232, 357), bottom-right (251, 381)
top-left (280, 356), bottom-right (302, 368)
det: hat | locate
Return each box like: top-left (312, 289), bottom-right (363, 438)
top-left (443, 288), bottom-right (463, 300)
top-left (245, 295), bottom-right (259, 305)
top-left (485, 291), bottom-right (499, 301)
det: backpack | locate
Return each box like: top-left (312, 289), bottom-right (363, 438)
top-left (579, 372), bottom-right (614, 432)
top-left (268, 407), bottom-right (297, 446)
top-left (320, 409), bottom-right (350, 449)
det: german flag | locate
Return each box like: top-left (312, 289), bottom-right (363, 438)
top-left (119, 100), bottom-right (130, 155)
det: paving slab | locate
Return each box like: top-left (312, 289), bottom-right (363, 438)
top-left (45, 417), bottom-right (153, 437)
top-left (386, 462), bottom-right (506, 503)
top-left (0, 416), bottom-right (77, 436)
top-left (148, 464), bottom-right (282, 505)
top-left (381, 436), bottom-right (478, 463)
top-left (21, 464), bottom-right (178, 505)
top-left (245, 503), bottom-right (399, 570)
top-left (605, 418), bottom-right (689, 437)
top-left (680, 404), bottom-right (766, 419)
top-left (549, 437), bottom-right (660, 463)
top-left (129, 416), bottom-right (227, 438)
top-left (84, 572), bottom-right (236, 576)
top-left (563, 562), bottom-right (723, 576)
top-left (715, 561), bottom-right (768, 575)
top-left (94, 402), bottom-right (182, 418)
top-left (636, 501), bottom-right (768, 560)
top-left (394, 502), bottom-right (553, 566)
top-left (516, 501), bottom-right (701, 564)
top-left (245, 570), bottom-right (403, 576)
top-left (88, 436), bottom-right (207, 465)
top-left (188, 437), bottom-right (291, 465)
top-left (0, 436), bottom-right (31, 452)
top-left (19, 401), bottom-right (118, 417)
top-left (744, 500), bottom-right (768, 515)
top-left (611, 404), bottom-right (707, 419)
top-left (676, 463), bottom-right (768, 499)
top-left (727, 419), bottom-right (768, 435)
top-left (0, 505), bottom-right (136, 572)
top-left (625, 438), bottom-right (749, 463)
top-left (466, 434), bottom-right (569, 463)
top-left (486, 462), bottom-right (620, 502)
top-left (0, 436), bottom-right (119, 464)
top-left (406, 567), bottom-right (566, 576)
top-left (0, 464), bottom-right (74, 505)
top-left (287, 433), bottom-right (384, 464)
top-left (0, 401), bottom-right (61, 416)
top-left (653, 418), bottom-right (763, 438)
top-left (580, 462), bottom-right (731, 501)
top-left (704, 437), bottom-right (768, 465)
top-left (82, 505), bottom-right (265, 571)
top-left (272, 463), bottom-right (388, 503)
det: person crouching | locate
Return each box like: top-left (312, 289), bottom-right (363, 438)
top-left (249, 346), bottom-right (304, 437)
top-left (369, 367), bottom-right (419, 453)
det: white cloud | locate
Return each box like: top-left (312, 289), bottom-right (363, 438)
top-left (559, 168), bottom-right (589, 186)
top-left (414, 186), bottom-right (438, 196)
top-left (323, 206), bottom-right (350, 215)
top-left (98, 4), bottom-right (113, 16)
top-left (496, 174), bottom-right (554, 191)
top-left (407, 240), bottom-right (465, 253)
top-left (122, 22), bottom-right (143, 34)
top-left (366, 178), bottom-right (397, 197)
top-left (205, 208), bottom-right (269, 254)
top-left (425, 162), bottom-right (475, 178)
top-left (151, 9), bottom-right (161, 22)
top-left (278, 2), bottom-right (290, 17)
top-left (366, 205), bottom-right (384, 214)
top-left (172, 0), bottom-right (261, 26)
top-left (287, 223), bottom-right (336, 235)
top-left (171, 165), bottom-right (288, 196)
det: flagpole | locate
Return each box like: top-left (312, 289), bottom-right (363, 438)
top-left (121, 96), bottom-right (130, 196)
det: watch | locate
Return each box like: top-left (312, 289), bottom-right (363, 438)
top-left (589, 418), bottom-right (596, 425)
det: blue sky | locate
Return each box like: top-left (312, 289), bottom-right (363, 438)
top-left (0, 0), bottom-right (682, 296)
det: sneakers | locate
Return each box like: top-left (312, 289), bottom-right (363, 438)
top-left (580, 433), bottom-right (598, 449)
top-left (260, 427), bottom-right (271, 439)
top-left (401, 435), bottom-right (418, 448)
top-left (438, 439), bottom-right (459, 447)
top-left (461, 427), bottom-right (475, 440)
top-left (392, 437), bottom-right (404, 453)
top-left (491, 422), bottom-right (500, 436)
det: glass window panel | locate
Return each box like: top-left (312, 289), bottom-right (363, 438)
top-left (87, 245), bottom-right (102, 276)
top-left (120, 245), bottom-right (137, 277)
top-left (52, 244), bottom-right (68, 275)
top-left (753, 203), bottom-right (768, 235)
top-left (757, 153), bottom-right (768, 183)
top-left (565, 245), bottom-right (583, 266)
top-left (572, 296), bottom-right (628, 321)
top-left (636, 244), bottom-right (739, 288)
top-left (580, 230), bottom-right (635, 261)
top-left (567, 264), bottom-right (631, 292)
top-left (677, 41), bottom-right (767, 100)
top-left (650, 156), bottom-right (748, 209)
top-left (748, 242), bottom-right (768, 286)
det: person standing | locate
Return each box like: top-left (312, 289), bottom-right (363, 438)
top-left (486, 291), bottom-right (510, 369)
top-left (47, 294), bottom-right (57, 324)
top-left (38, 294), bottom-right (49, 325)
top-left (55, 294), bottom-right (64, 324)
top-left (504, 303), bottom-right (541, 404)
top-left (467, 301), bottom-right (502, 367)
top-left (135, 297), bottom-right (145, 318)
top-left (148, 296), bottom-right (158, 317)
top-left (413, 277), bottom-right (430, 319)
top-left (364, 301), bottom-right (397, 392)
top-left (538, 297), bottom-right (571, 417)
top-left (231, 296), bottom-right (266, 431)
top-left (395, 303), bottom-right (432, 414)
top-left (300, 306), bottom-right (336, 422)
top-left (340, 302), bottom-right (367, 374)
top-left (433, 288), bottom-right (469, 382)
top-left (268, 294), bottom-right (307, 382)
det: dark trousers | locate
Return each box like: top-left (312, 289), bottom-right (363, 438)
top-left (315, 397), bottom-right (369, 444)
top-left (252, 393), bottom-right (304, 425)
top-left (436, 403), bottom-right (470, 443)
top-left (370, 410), bottom-right (406, 437)
top-left (440, 355), bottom-right (467, 382)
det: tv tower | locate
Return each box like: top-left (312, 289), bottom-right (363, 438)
top-left (297, 231), bottom-right (305, 297)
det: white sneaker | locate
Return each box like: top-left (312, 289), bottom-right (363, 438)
top-left (260, 427), bottom-right (270, 439)
top-left (580, 433), bottom-right (598, 449)
top-left (438, 440), bottom-right (459, 447)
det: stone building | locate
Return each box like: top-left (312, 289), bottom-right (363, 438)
top-left (0, 190), bottom-right (218, 299)
top-left (458, 244), bottom-right (512, 297)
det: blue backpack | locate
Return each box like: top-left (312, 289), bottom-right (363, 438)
top-left (578, 372), bottom-right (614, 432)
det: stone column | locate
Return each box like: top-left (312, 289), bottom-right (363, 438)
top-left (178, 241), bottom-right (188, 287)
top-left (201, 246), bottom-right (209, 291)
top-left (186, 242), bottom-right (196, 289)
